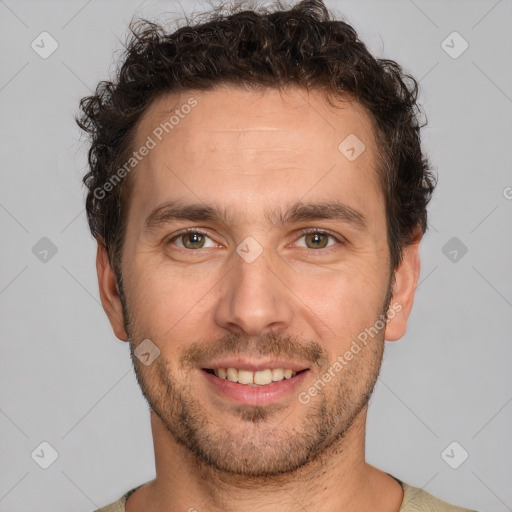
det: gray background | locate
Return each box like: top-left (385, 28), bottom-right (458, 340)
top-left (0, 0), bottom-right (511, 510)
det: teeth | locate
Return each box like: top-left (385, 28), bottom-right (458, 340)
top-left (226, 368), bottom-right (238, 383)
top-left (237, 369), bottom-right (253, 385)
top-left (213, 367), bottom-right (298, 386)
top-left (272, 368), bottom-right (284, 381)
top-left (254, 369), bottom-right (272, 385)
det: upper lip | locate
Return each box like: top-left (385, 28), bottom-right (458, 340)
top-left (202, 358), bottom-right (310, 372)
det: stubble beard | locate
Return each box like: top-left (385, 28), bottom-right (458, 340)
top-left (119, 278), bottom-right (392, 479)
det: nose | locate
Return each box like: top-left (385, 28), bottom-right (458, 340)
top-left (213, 247), bottom-right (294, 337)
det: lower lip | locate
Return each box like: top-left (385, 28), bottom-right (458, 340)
top-left (201, 369), bottom-right (310, 406)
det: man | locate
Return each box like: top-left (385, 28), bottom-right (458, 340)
top-left (77, 0), bottom-right (478, 510)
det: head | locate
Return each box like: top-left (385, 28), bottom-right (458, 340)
top-left (78, 0), bottom-right (436, 478)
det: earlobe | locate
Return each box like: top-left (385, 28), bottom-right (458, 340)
top-left (96, 242), bottom-right (129, 341)
top-left (384, 231), bottom-right (422, 342)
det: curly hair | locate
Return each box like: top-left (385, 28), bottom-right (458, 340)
top-left (77, 0), bottom-right (436, 283)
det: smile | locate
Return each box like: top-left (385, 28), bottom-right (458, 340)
top-left (204, 367), bottom-right (303, 386)
top-left (201, 367), bottom-right (310, 406)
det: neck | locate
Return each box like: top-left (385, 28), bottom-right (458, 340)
top-left (126, 406), bottom-right (403, 512)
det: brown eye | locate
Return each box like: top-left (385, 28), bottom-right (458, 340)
top-left (168, 230), bottom-right (216, 250)
top-left (181, 232), bottom-right (206, 249)
top-left (304, 232), bottom-right (330, 249)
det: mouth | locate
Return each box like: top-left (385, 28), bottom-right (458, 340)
top-left (201, 363), bottom-right (311, 406)
top-left (202, 367), bottom-right (309, 386)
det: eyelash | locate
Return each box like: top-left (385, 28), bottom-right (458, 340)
top-left (166, 228), bottom-right (344, 254)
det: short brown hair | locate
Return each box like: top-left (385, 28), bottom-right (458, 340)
top-left (77, 0), bottom-right (436, 282)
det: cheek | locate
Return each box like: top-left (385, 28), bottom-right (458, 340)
top-left (289, 260), bottom-right (386, 342)
top-left (123, 261), bottom-right (211, 336)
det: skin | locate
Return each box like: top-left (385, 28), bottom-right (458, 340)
top-left (97, 85), bottom-right (421, 512)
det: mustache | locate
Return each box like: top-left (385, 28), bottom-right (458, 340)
top-left (180, 331), bottom-right (329, 371)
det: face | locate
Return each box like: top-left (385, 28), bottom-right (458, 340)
top-left (98, 85), bottom-right (419, 477)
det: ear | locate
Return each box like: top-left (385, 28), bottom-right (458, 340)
top-left (96, 241), bottom-right (129, 341)
top-left (384, 228), bottom-right (422, 342)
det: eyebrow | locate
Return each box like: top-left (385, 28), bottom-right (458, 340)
top-left (145, 202), bottom-right (226, 231)
top-left (274, 201), bottom-right (368, 230)
top-left (144, 200), bottom-right (368, 232)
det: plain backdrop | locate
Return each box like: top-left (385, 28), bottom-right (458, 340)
top-left (0, 1), bottom-right (511, 511)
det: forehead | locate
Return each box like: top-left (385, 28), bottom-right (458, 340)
top-left (135, 85), bottom-right (377, 155)
top-left (128, 85), bottom-right (383, 225)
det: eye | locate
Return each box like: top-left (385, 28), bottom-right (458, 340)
top-left (295, 229), bottom-right (341, 250)
top-left (167, 229), bottom-right (217, 250)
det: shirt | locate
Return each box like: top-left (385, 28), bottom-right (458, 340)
top-left (93, 474), bottom-right (478, 511)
